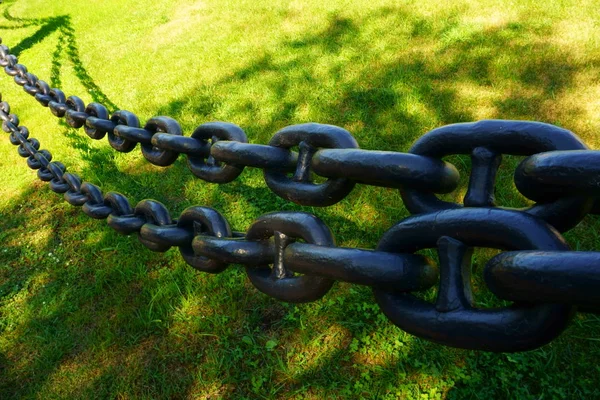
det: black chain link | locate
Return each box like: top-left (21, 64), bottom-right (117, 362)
top-left (3, 36), bottom-right (600, 352)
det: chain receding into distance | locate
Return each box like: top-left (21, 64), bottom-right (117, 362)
top-left (2, 38), bottom-right (600, 353)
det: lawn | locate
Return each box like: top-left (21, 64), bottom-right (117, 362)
top-left (1, 0), bottom-right (600, 398)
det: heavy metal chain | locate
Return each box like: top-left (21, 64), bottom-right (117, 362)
top-left (0, 40), bottom-right (475, 207)
top-left (3, 39), bottom-right (600, 353)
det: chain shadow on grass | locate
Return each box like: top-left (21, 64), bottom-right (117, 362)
top-left (3, 3), bottom-right (201, 207)
top-left (2, 4), bottom-right (600, 400)
top-left (4, 6), bottom-right (118, 111)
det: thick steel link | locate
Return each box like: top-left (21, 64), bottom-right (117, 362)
top-left (373, 208), bottom-right (574, 352)
top-left (514, 150), bottom-right (600, 208)
top-left (485, 251), bottom-right (600, 312)
top-left (193, 236), bottom-right (437, 292)
top-left (399, 120), bottom-right (592, 232)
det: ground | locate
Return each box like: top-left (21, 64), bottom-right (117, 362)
top-left (0, 0), bottom-right (600, 398)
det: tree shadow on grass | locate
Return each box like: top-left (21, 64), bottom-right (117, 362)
top-left (2, 3), bottom-right (600, 400)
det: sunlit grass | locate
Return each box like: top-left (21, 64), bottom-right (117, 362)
top-left (1, 0), bottom-right (600, 398)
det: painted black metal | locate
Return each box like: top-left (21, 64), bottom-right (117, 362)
top-left (400, 120), bottom-right (592, 232)
top-left (486, 251), bottom-right (600, 311)
top-left (373, 208), bottom-right (573, 352)
top-left (83, 103), bottom-right (110, 139)
top-left (187, 122), bottom-right (248, 183)
top-left (193, 236), bottom-right (438, 291)
top-left (515, 150), bottom-right (600, 216)
top-left (177, 206), bottom-right (232, 273)
top-left (515, 150), bottom-right (600, 200)
top-left (243, 212), bottom-right (337, 303)
top-left (141, 117), bottom-right (183, 166)
top-left (211, 141), bottom-right (297, 170)
top-left (193, 236), bottom-right (275, 266)
top-left (281, 243), bottom-right (437, 291)
top-left (4, 36), bottom-right (600, 353)
top-left (311, 149), bottom-right (459, 192)
top-left (108, 111), bottom-right (139, 152)
top-left (262, 123), bottom-right (359, 206)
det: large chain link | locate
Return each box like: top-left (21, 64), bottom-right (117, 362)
top-left (2, 36), bottom-right (600, 352)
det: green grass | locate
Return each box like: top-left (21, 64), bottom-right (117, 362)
top-left (1, 0), bottom-right (600, 398)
